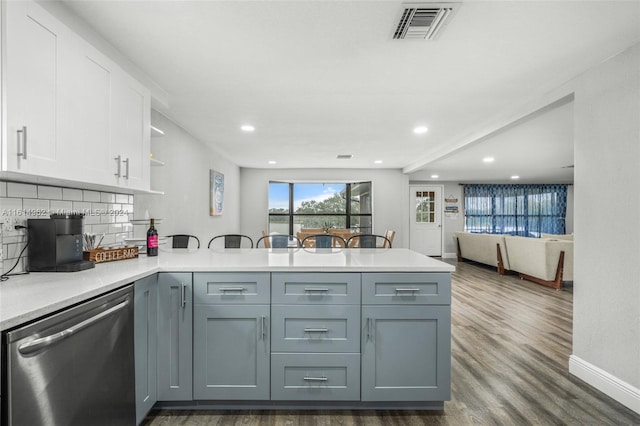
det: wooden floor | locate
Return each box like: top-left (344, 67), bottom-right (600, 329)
top-left (142, 260), bottom-right (640, 426)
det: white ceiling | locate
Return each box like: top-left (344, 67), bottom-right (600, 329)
top-left (61, 0), bottom-right (640, 182)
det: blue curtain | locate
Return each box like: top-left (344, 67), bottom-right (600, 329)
top-left (464, 184), bottom-right (567, 237)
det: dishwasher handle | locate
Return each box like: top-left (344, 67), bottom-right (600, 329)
top-left (17, 299), bottom-right (130, 355)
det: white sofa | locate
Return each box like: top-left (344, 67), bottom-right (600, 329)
top-left (454, 232), bottom-right (573, 289)
top-left (504, 235), bottom-right (573, 289)
top-left (454, 232), bottom-right (510, 274)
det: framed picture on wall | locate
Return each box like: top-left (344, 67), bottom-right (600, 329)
top-left (210, 169), bottom-right (224, 216)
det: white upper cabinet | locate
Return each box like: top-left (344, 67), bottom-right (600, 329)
top-left (4, 0), bottom-right (77, 178)
top-left (3, 0), bottom-right (151, 192)
top-left (110, 72), bottom-right (150, 191)
top-left (69, 39), bottom-right (113, 185)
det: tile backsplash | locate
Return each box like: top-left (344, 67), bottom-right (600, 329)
top-left (0, 181), bottom-right (135, 276)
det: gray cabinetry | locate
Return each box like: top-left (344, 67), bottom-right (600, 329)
top-left (361, 273), bottom-right (451, 402)
top-left (271, 353), bottom-right (361, 401)
top-left (271, 272), bottom-right (361, 401)
top-left (361, 272), bottom-right (451, 305)
top-left (271, 305), bottom-right (360, 353)
top-left (193, 305), bottom-right (270, 400)
top-left (193, 273), bottom-right (271, 400)
top-left (194, 272), bottom-right (270, 304)
top-left (134, 274), bottom-right (158, 424)
top-left (272, 272), bottom-right (360, 304)
top-left (157, 272), bottom-right (193, 401)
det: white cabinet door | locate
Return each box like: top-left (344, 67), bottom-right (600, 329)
top-left (111, 73), bottom-right (151, 191)
top-left (4, 0), bottom-right (74, 177)
top-left (67, 39), bottom-right (114, 185)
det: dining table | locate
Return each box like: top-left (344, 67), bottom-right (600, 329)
top-left (296, 228), bottom-right (359, 247)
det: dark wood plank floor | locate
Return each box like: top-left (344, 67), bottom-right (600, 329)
top-left (142, 260), bottom-right (640, 426)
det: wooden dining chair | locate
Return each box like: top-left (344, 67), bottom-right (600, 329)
top-left (256, 235), bottom-right (301, 248)
top-left (383, 230), bottom-right (396, 248)
top-left (346, 234), bottom-right (392, 248)
top-left (301, 234), bottom-right (346, 248)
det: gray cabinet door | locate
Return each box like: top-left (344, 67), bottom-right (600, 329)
top-left (157, 272), bottom-right (193, 401)
top-left (361, 305), bottom-right (451, 401)
top-left (134, 274), bottom-right (158, 424)
top-left (193, 305), bottom-right (270, 400)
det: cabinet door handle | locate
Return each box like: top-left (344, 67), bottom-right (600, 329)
top-left (180, 283), bottom-right (187, 308)
top-left (16, 126), bottom-right (27, 159)
top-left (219, 287), bottom-right (246, 292)
top-left (366, 318), bottom-right (372, 341)
top-left (123, 157), bottom-right (130, 179)
top-left (260, 315), bottom-right (267, 339)
top-left (114, 155), bottom-right (122, 177)
top-left (303, 328), bottom-right (329, 333)
top-left (395, 288), bottom-right (420, 293)
top-left (303, 376), bottom-right (328, 382)
top-left (304, 287), bottom-right (329, 292)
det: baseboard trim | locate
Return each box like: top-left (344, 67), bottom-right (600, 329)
top-left (442, 252), bottom-right (457, 259)
top-left (569, 355), bottom-right (640, 414)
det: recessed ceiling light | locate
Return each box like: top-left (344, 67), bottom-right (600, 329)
top-left (374, 160), bottom-right (383, 164)
top-left (241, 124), bottom-right (255, 132)
top-left (511, 175), bottom-right (520, 180)
top-left (413, 126), bottom-right (428, 134)
top-left (268, 160), bottom-right (277, 165)
top-left (483, 156), bottom-right (495, 163)
top-left (431, 174), bottom-right (439, 179)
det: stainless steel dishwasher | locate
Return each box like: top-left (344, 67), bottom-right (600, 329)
top-left (4, 285), bottom-right (135, 426)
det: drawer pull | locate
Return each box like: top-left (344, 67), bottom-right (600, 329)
top-left (395, 288), bottom-right (420, 293)
top-left (303, 328), bottom-right (329, 333)
top-left (303, 376), bottom-right (328, 382)
top-left (304, 287), bottom-right (330, 292)
top-left (219, 287), bottom-right (246, 292)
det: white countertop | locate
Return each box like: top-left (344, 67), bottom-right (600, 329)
top-left (0, 248), bottom-right (453, 331)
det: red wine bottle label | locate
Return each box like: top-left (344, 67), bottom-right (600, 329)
top-left (148, 235), bottom-right (158, 248)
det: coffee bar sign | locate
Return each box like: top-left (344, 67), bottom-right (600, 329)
top-left (83, 246), bottom-right (139, 263)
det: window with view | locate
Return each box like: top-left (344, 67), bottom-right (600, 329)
top-left (268, 182), bottom-right (372, 236)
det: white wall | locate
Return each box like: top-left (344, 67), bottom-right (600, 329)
top-left (239, 168), bottom-right (407, 247)
top-left (569, 43), bottom-right (640, 410)
top-left (134, 111), bottom-right (240, 246)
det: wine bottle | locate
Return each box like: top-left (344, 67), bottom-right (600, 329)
top-left (147, 218), bottom-right (158, 256)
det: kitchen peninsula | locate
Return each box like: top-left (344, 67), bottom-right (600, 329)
top-left (1, 248), bottom-right (454, 422)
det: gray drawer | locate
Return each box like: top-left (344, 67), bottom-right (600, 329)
top-left (194, 272), bottom-right (270, 304)
top-left (271, 353), bottom-right (360, 401)
top-left (271, 305), bottom-right (360, 353)
top-left (272, 273), bottom-right (360, 304)
top-left (362, 273), bottom-right (451, 305)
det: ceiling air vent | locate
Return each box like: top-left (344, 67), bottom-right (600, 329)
top-left (393, 3), bottom-right (459, 40)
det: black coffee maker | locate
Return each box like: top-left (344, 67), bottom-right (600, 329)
top-left (27, 214), bottom-right (95, 272)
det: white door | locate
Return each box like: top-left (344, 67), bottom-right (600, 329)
top-left (409, 186), bottom-right (442, 256)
